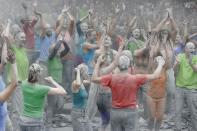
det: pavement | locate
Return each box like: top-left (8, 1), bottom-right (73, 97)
top-left (49, 102), bottom-right (190, 131)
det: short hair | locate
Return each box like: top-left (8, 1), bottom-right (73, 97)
top-left (118, 55), bottom-right (130, 71)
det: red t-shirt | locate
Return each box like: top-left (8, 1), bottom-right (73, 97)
top-left (101, 74), bottom-right (147, 109)
top-left (23, 18), bottom-right (37, 49)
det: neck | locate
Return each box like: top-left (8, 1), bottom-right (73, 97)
top-left (119, 69), bottom-right (128, 74)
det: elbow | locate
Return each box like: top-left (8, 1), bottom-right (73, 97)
top-left (91, 76), bottom-right (99, 83)
top-left (91, 76), bottom-right (96, 83)
top-left (60, 89), bottom-right (67, 96)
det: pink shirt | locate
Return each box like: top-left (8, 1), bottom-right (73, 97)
top-left (23, 18), bottom-right (37, 49)
top-left (101, 74), bottom-right (147, 109)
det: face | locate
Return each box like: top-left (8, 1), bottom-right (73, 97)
top-left (62, 19), bottom-right (70, 30)
top-left (160, 29), bottom-right (169, 42)
top-left (103, 36), bottom-right (112, 50)
top-left (132, 29), bottom-right (140, 39)
top-left (185, 42), bottom-right (195, 54)
top-left (78, 64), bottom-right (89, 80)
top-left (46, 28), bottom-right (52, 36)
top-left (89, 31), bottom-right (97, 42)
top-left (16, 32), bottom-right (26, 47)
top-left (45, 24), bottom-right (52, 36)
top-left (175, 34), bottom-right (182, 44)
top-left (81, 23), bottom-right (88, 33)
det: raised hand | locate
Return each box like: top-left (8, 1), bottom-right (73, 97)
top-left (155, 56), bottom-right (165, 66)
top-left (7, 50), bottom-right (16, 64)
top-left (97, 54), bottom-right (105, 64)
top-left (44, 76), bottom-right (54, 83)
top-left (21, 2), bottom-right (27, 10)
top-left (62, 4), bottom-right (70, 14)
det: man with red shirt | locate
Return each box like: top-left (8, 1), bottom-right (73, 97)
top-left (20, 2), bottom-right (39, 65)
top-left (92, 55), bottom-right (165, 131)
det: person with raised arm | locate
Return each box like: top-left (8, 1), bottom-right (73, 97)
top-left (92, 47), bottom-right (165, 131)
top-left (19, 63), bottom-right (66, 131)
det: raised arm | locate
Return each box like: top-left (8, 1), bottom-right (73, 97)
top-left (145, 56), bottom-right (165, 81)
top-left (72, 68), bottom-right (81, 92)
top-left (0, 51), bottom-right (17, 102)
top-left (76, 13), bottom-right (90, 37)
top-left (55, 6), bottom-right (67, 37)
top-left (45, 77), bottom-right (67, 96)
top-left (67, 10), bottom-right (75, 36)
top-left (168, 16), bottom-right (178, 42)
top-left (154, 11), bottom-right (169, 32)
top-left (92, 54), bottom-right (105, 84)
top-left (100, 44), bottom-right (124, 74)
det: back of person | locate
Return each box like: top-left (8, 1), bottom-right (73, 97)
top-left (21, 80), bottom-right (50, 119)
top-left (148, 68), bottom-right (167, 99)
top-left (72, 85), bottom-right (88, 109)
top-left (104, 74), bottom-right (147, 109)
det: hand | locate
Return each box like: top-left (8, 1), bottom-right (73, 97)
top-left (44, 76), bottom-right (54, 83)
top-left (175, 56), bottom-right (180, 65)
top-left (88, 9), bottom-right (93, 16)
top-left (183, 20), bottom-right (188, 26)
top-left (97, 54), bottom-right (105, 64)
top-left (166, 8), bottom-right (173, 19)
top-left (62, 5), bottom-right (70, 14)
top-left (189, 53), bottom-right (193, 64)
top-left (74, 67), bottom-right (80, 73)
top-left (21, 2), bottom-right (27, 10)
top-left (155, 56), bottom-right (165, 66)
top-left (7, 50), bottom-right (15, 64)
top-left (7, 19), bottom-right (11, 24)
top-left (33, 1), bottom-right (37, 8)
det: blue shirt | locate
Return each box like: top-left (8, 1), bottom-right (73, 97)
top-left (0, 76), bottom-right (7, 131)
top-left (174, 42), bottom-right (185, 56)
top-left (39, 32), bottom-right (57, 62)
top-left (72, 86), bottom-right (88, 109)
top-left (35, 33), bottom-right (42, 51)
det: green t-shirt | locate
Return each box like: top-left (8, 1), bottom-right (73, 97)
top-left (21, 80), bottom-right (50, 118)
top-left (176, 54), bottom-right (197, 89)
top-left (6, 45), bottom-right (29, 82)
top-left (48, 57), bottom-right (63, 83)
top-left (127, 40), bottom-right (144, 55)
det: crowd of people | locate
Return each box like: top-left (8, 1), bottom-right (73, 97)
top-left (0, 0), bottom-right (196, 131)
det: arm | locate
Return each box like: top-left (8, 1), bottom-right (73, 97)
top-left (169, 17), bottom-right (178, 42)
top-left (126, 16), bottom-right (137, 35)
top-left (183, 21), bottom-right (188, 43)
top-left (145, 56), bottom-right (165, 81)
top-left (189, 55), bottom-right (197, 72)
top-left (2, 20), bottom-right (13, 47)
top-left (72, 68), bottom-right (81, 92)
top-left (101, 45), bottom-right (123, 74)
top-left (76, 21), bottom-right (84, 37)
top-left (45, 77), bottom-right (67, 95)
top-left (91, 56), bottom-right (103, 84)
top-left (173, 56), bottom-right (180, 74)
top-left (154, 13), bottom-right (169, 32)
top-left (76, 14), bottom-right (90, 37)
top-left (67, 11), bottom-right (75, 36)
top-left (55, 12), bottom-right (65, 37)
top-left (0, 82), bottom-right (17, 103)
top-left (190, 64), bottom-right (197, 72)
top-left (0, 52), bottom-right (18, 102)
top-left (83, 42), bottom-right (99, 50)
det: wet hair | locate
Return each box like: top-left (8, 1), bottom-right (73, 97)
top-left (118, 55), bottom-right (130, 71)
top-left (158, 29), bottom-right (170, 41)
top-left (28, 63), bottom-right (41, 83)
